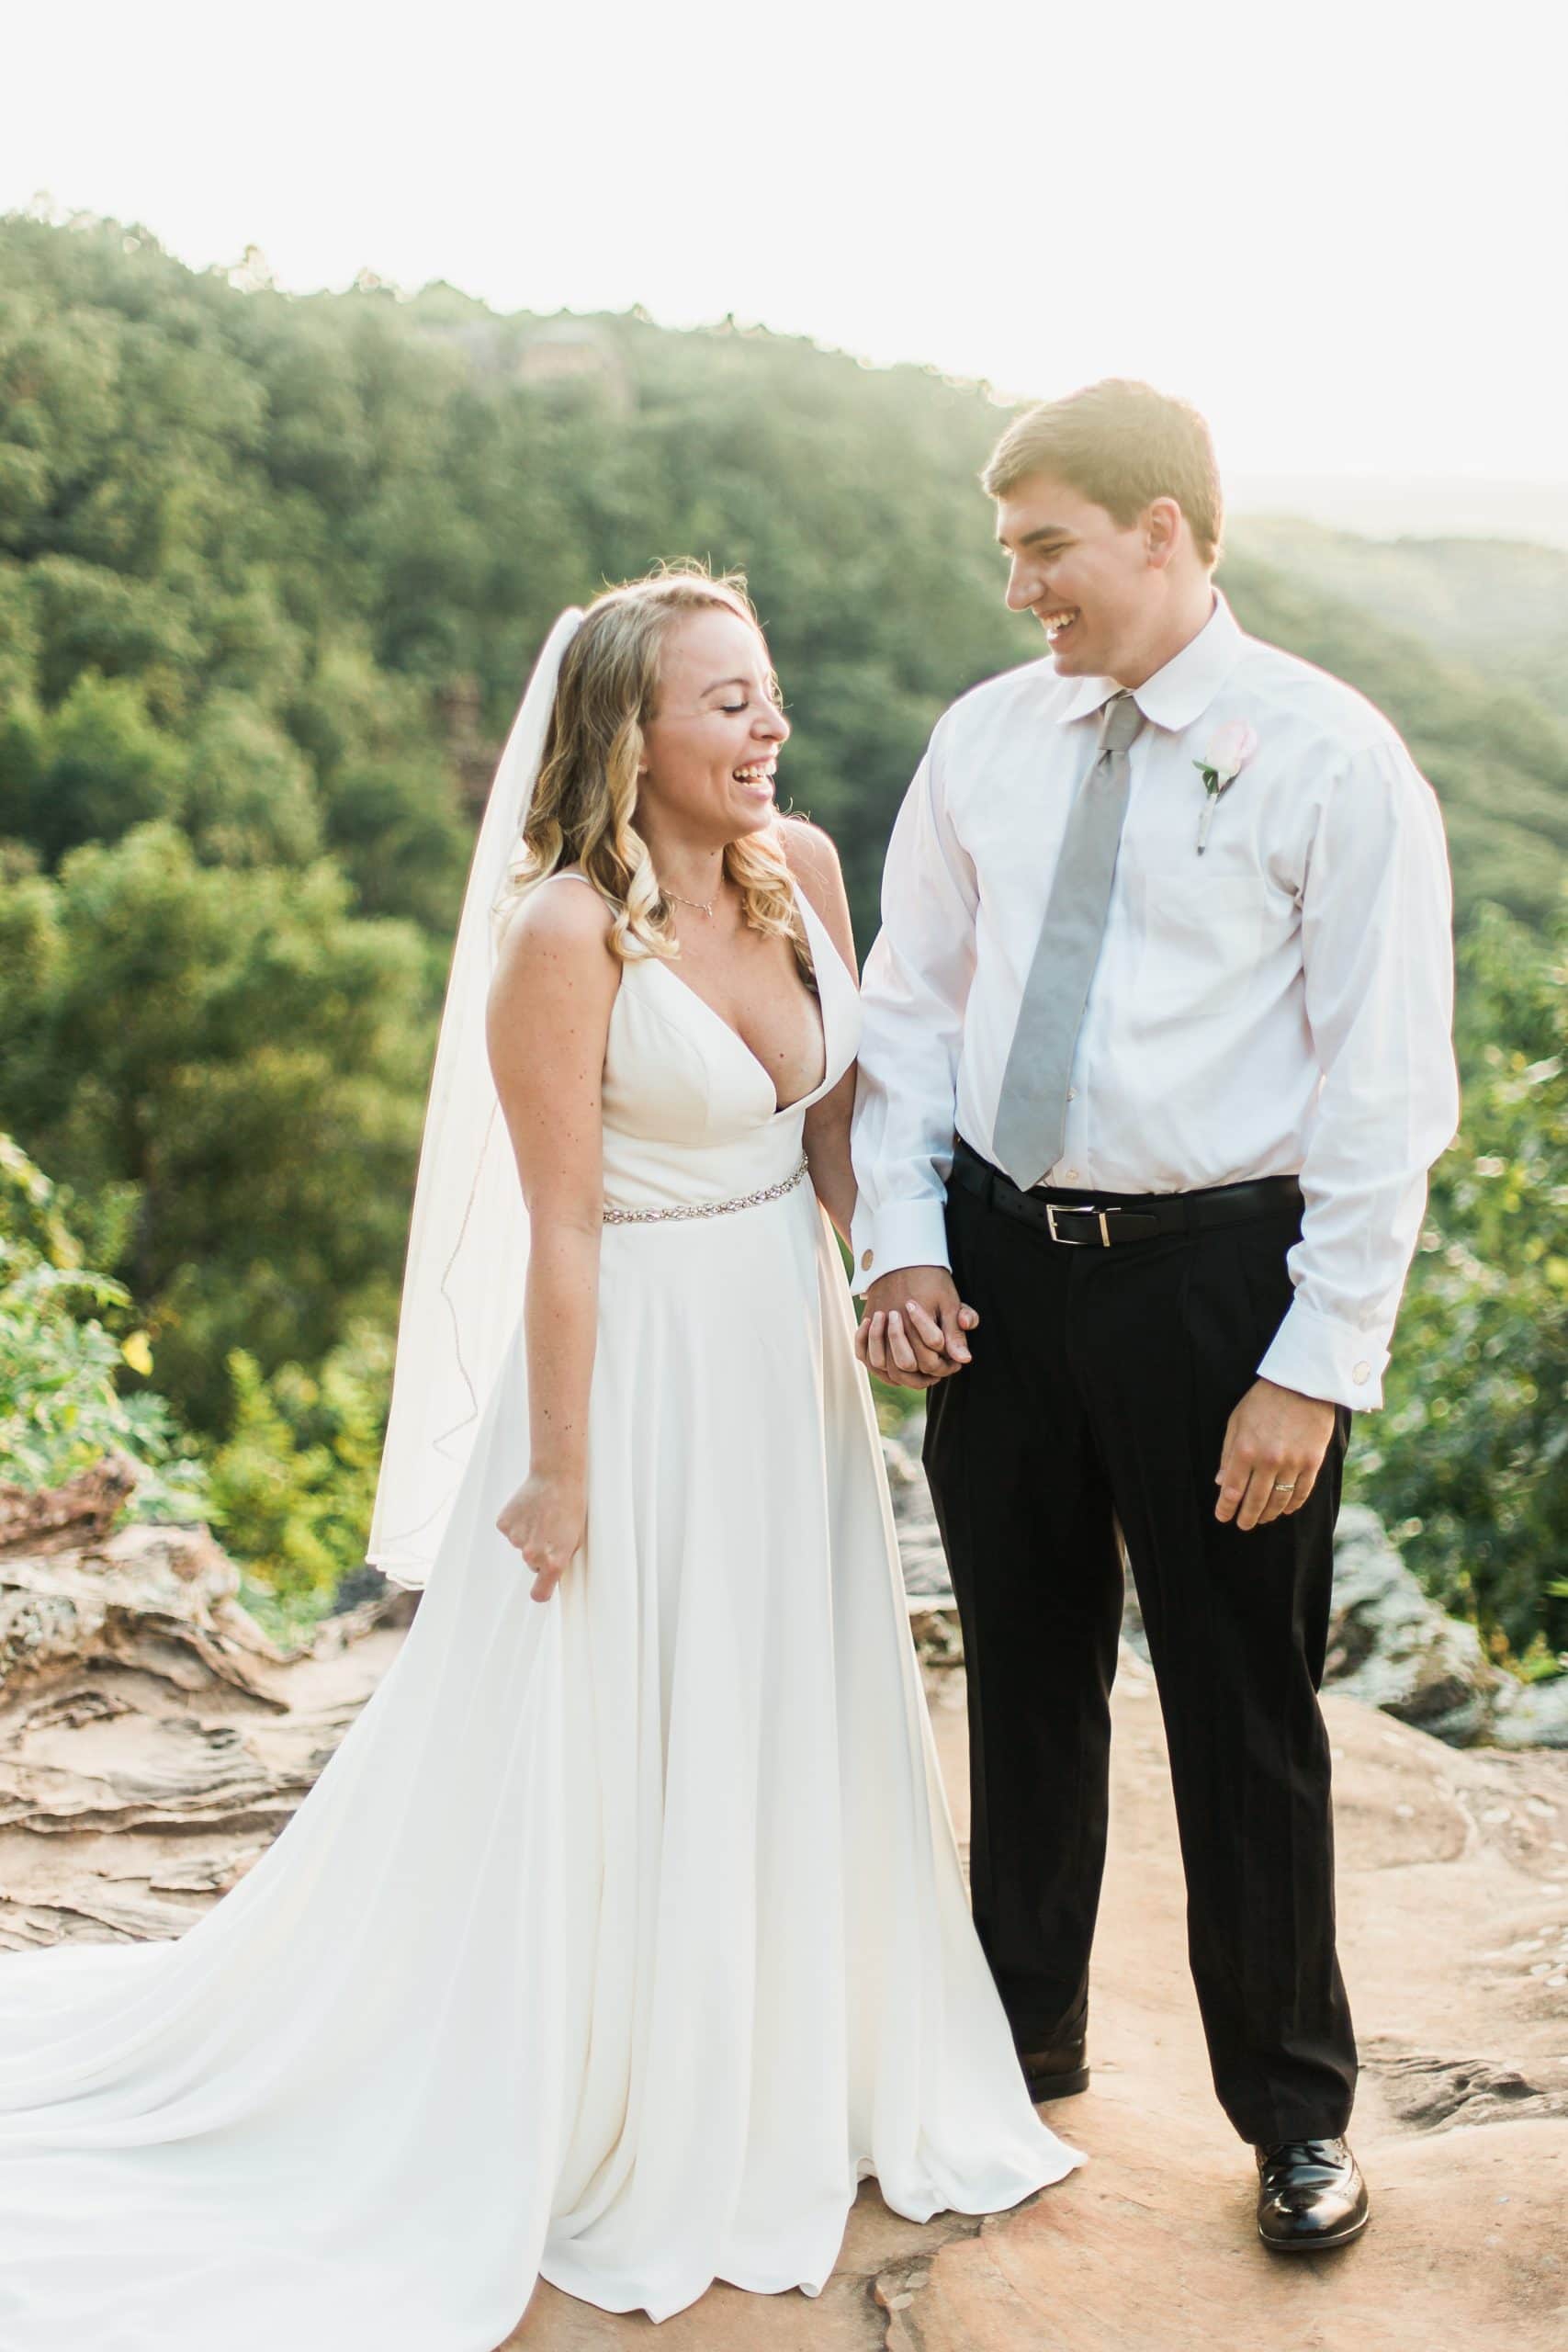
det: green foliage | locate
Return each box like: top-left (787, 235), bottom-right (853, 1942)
top-left (0, 669), bottom-right (186, 860)
top-left (1348, 900), bottom-right (1568, 1662)
top-left (202, 1322), bottom-right (392, 1611)
top-left (0, 1130), bottom-right (389, 1626)
top-left (0, 219), bottom-right (474, 933)
top-left (1232, 516), bottom-right (1568, 723)
top-left (5, 210), bottom-right (1568, 1654)
top-left (0, 1133), bottom-right (204, 1516)
top-left (179, 692), bottom-right (324, 868)
top-left (1218, 551), bottom-right (1568, 932)
top-left (0, 823), bottom-right (434, 1428)
top-left (5, 211), bottom-right (1565, 958)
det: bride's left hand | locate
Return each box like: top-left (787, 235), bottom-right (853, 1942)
top-left (495, 1470), bottom-right (587, 1602)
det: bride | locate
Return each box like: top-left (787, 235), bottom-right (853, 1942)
top-left (0, 567), bottom-right (1079, 2347)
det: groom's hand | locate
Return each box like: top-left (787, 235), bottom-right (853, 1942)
top-left (1215, 1377), bottom-right (1337, 1531)
top-left (856, 1268), bottom-right (978, 1388)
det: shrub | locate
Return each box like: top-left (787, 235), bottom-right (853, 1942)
top-left (0, 1132), bottom-right (204, 1517)
top-left (1349, 900), bottom-right (1568, 1666)
top-left (202, 1322), bottom-right (393, 1611)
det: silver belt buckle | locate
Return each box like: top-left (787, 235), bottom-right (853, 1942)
top-left (1044, 1202), bottom-right (1116, 1247)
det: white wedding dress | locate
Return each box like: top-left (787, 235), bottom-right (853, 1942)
top-left (0, 880), bottom-right (1079, 2348)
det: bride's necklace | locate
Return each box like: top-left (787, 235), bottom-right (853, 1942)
top-left (662, 884), bottom-right (717, 921)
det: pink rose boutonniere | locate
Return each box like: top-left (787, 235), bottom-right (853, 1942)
top-left (1192, 719), bottom-right (1258, 853)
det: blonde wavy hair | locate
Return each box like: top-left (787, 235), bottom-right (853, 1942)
top-left (504, 564), bottom-right (810, 977)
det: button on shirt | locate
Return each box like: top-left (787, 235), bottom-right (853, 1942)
top-left (849, 591), bottom-right (1461, 1411)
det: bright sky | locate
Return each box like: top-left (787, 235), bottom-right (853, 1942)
top-left (8, 0), bottom-right (1564, 484)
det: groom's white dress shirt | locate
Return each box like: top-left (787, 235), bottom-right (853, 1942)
top-left (849, 590), bottom-right (1461, 1411)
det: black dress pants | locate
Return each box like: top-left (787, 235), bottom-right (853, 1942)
top-left (923, 1151), bottom-right (1358, 2145)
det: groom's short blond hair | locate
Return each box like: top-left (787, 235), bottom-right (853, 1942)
top-left (982, 379), bottom-right (1224, 568)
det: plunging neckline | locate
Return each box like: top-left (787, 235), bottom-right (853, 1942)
top-left (648, 881), bottom-right (833, 1120)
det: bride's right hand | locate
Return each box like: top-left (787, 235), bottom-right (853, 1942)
top-left (495, 1472), bottom-right (586, 1604)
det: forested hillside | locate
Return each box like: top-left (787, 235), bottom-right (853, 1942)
top-left (1222, 547), bottom-right (1568, 925)
top-left (4, 214), bottom-right (1564, 952)
top-left (1233, 514), bottom-right (1568, 722)
top-left (2, 214), bottom-right (1563, 1658)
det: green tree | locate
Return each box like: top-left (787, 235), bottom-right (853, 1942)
top-left (1349, 899), bottom-right (1568, 1663)
top-left (0, 1132), bottom-right (203, 1515)
top-left (6, 208), bottom-right (1568, 1654)
top-left (0, 669), bottom-right (185, 860)
top-left (0, 823), bottom-right (434, 1427)
top-left (179, 691), bottom-right (323, 867)
top-left (6, 210), bottom-right (1566, 955)
top-left (202, 1320), bottom-right (392, 1613)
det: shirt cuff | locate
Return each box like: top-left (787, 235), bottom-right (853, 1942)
top-left (847, 1196), bottom-right (953, 1295)
top-left (1257, 1295), bottom-right (1390, 1411)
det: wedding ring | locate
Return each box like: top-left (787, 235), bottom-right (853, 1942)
top-left (1272, 1480), bottom-right (1296, 1494)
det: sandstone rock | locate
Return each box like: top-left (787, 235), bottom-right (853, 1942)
top-left (880, 1425), bottom-right (951, 1600)
top-left (0, 1516), bottom-right (291, 1702)
top-left (3, 1458), bottom-right (1565, 2347)
top-left (0, 1465), bottom-right (414, 1949)
top-left (0, 1453), bottom-right (139, 1555)
top-left (506, 1653), bottom-right (1568, 2350)
top-left (1325, 1503), bottom-right (1499, 1742)
top-left (1491, 1674), bottom-right (1568, 1752)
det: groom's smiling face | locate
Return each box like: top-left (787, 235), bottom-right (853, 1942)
top-left (994, 474), bottom-right (1170, 682)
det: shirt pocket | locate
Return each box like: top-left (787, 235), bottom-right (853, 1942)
top-left (1123, 868), bottom-right (1271, 1023)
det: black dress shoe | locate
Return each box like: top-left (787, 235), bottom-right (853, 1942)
top-left (1255, 2137), bottom-right (1370, 2252)
top-left (1014, 2002), bottom-right (1089, 2100)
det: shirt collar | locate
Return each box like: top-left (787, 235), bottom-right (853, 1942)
top-left (1055, 588), bottom-right (1247, 733)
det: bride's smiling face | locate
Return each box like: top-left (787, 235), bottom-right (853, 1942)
top-left (637, 608), bottom-right (789, 844)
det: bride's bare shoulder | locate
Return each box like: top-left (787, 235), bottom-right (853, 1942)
top-left (773, 817), bottom-right (857, 977)
top-left (492, 872), bottom-right (618, 1003)
top-left (500, 871), bottom-right (615, 950)
top-left (773, 815), bottom-right (843, 898)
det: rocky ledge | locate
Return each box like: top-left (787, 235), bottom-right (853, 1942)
top-left (0, 1457), bottom-right (414, 1949)
top-left (0, 1455), bottom-right (1564, 2348)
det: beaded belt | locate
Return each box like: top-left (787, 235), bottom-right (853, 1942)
top-left (603, 1153), bottom-right (810, 1226)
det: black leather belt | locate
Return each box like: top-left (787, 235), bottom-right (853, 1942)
top-left (949, 1134), bottom-right (1303, 1248)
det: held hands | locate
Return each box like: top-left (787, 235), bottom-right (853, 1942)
top-left (495, 1470), bottom-right (586, 1603)
top-left (856, 1275), bottom-right (1333, 1521)
top-left (854, 1268), bottom-right (979, 1390)
top-left (1215, 1377), bottom-right (1337, 1532)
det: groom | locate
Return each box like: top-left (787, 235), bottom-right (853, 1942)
top-left (849, 379), bottom-right (1459, 2252)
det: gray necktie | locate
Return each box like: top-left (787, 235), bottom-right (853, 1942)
top-left (991, 689), bottom-right (1146, 1192)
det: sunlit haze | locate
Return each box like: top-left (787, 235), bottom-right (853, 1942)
top-left (8, 0), bottom-right (1565, 501)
